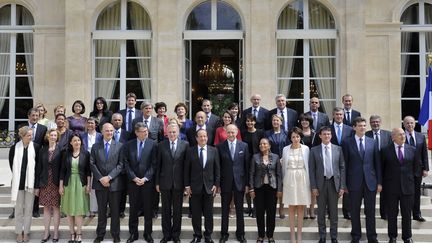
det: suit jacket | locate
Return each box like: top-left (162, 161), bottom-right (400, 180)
top-left (156, 139), bottom-right (189, 190)
top-left (304, 111), bottom-right (330, 131)
top-left (326, 123), bottom-right (353, 146)
top-left (249, 153), bottom-right (282, 191)
top-left (184, 145), bottom-right (220, 195)
top-left (123, 138), bottom-right (157, 182)
top-left (241, 106), bottom-right (269, 130)
top-left (217, 140), bottom-right (250, 192)
top-left (38, 145), bottom-right (62, 187)
top-left (381, 143), bottom-right (419, 195)
top-left (342, 136), bottom-right (381, 192)
top-left (80, 132), bottom-right (103, 152)
top-left (309, 143), bottom-right (346, 193)
top-left (265, 129), bottom-right (289, 157)
top-left (114, 128), bottom-right (131, 144)
top-left (405, 131), bottom-right (429, 176)
top-left (343, 109), bottom-right (361, 126)
top-left (186, 126), bottom-right (215, 147)
top-left (60, 150), bottom-right (91, 187)
top-left (132, 116), bottom-right (164, 142)
top-left (118, 108), bottom-right (143, 131)
top-left (266, 107), bottom-right (298, 131)
top-left (206, 113), bottom-right (220, 131)
top-left (18, 123), bottom-right (47, 147)
top-left (90, 140), bottom-right (125, 191)
top-left (365, 129), bottom-right (392, 151)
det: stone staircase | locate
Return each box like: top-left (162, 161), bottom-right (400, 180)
top-left (0, 185), bottom-right (431, 243)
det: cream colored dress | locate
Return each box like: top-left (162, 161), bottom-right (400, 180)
top-left (282, 147), bottom-right (311, 205)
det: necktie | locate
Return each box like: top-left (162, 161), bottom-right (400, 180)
top-left (359, 138), bottom-right (365, 160)
top-left (115, 130), bottom-right (119, 142)
top-left (171, 142), bottom-right (176, 157)
top-left (337, 125), bottom-right (342, 145)
top-left (280, 110), bottom-right (285, 131)
top-left (409, 134), bottom-right (415, 146)
top-left (230, 142), bottom-right (235, 160)
top-left (104, 142), bottom-right (110, 160)
top-left (313, 113), bottom-right (318, 130)
top-left (374, 132), bottom-right (380, 150)
top-left (144, 119), bottom-right (148, 126)
top-left (138, 141), bottom-right (143, 160)
top-left (346, 111), bottom-right (351, 124)
top-left (127, 109), bottom-right (133, 132)
top-left (206, 114), bottom-right (209, 125)
top-left (398, 145), bottom-right (404, 164)
top-left (31, 124), bottom-right (35, 141)
top-left (253, 108), bottom-right (258, 118)
top-left (324, 146), bottom-right (332, 177)
top-left (199, 147), bottom-right (204, 168)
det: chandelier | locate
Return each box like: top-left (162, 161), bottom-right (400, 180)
top-left (199, 59), bottom-right (233, 82)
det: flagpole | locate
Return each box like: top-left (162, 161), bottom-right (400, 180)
top-left (427, 54), bottom-right (432, 150)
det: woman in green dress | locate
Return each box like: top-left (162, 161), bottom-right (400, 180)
top-left (59, 133), bottom-right (91, 243)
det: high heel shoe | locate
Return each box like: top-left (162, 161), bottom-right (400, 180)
top-left (68, 233), bottom-right (75, 243)
top-left (75, 233), bottom-right (82, 243)
top-left (41, 234), bottom-right (51, 243)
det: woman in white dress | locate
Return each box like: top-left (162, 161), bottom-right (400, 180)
top-left (281, 127), bottom-right (311, 243)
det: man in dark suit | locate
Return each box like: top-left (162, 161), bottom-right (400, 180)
top-left (184, 129), bottom-right (220, 243)
top-left (330, 107), bottom-right (353, 147)
top-left (381, 128), bottom-right (420, 243)
top-left (217, 124), bottom-right (249, 243)
top-left (266, 94), bottom-right (298, 132)
top-left (132, 101), bottom-right (164, 142)
top-left (342, 94), bottom-right (361, 126)
top-left (118, 92), bottom-right (143, 132)
top-left (81, 117), bottom-right (103, 152)
top-left (342, 117), bottom-right (381, 243)
top-left (123, 122), bottom-right (157, 243)
top-left (305, 97), bottom-right (330, 131)
top-left (365, 115), bottom-right (392, 219)
top-left (186, 111), bottom-right (215, 146)
top-left (156, 124), bottom-right (189, 243)
top-left (201, 99), bottom-right (220, 131)
top-left (241, 94), bottom-right (269, 130)
top-left (90, 123), bottom-right (125, 243)
top-left (309, 126), bottom-right (346, 243)
top-left (403, 116), bottom-right (429, 222)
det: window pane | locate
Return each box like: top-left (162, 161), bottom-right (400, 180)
top-left (310, 58), bottom-right (335, 77)
top-left (310, 39), bottom-right (335, 56)
top-left (278, 0), bottom-right (303, 29)
top-left (95, 40), bottom-right (121, 57)
top-left (309, 0), bottom-right (335, 29)
top-left (0, 99), bottom-right (9, 118)
top-left (95, 80), bottom-right (120, 99)
top-left (15, 77), bottom-right (32, 97)
top-left (0, 54), bottom-right (9, 74)
top-left (126, 58), bottom-right (151, 78)
top-left (286, 100), bottom-right (303, 113)
top-left (16, 33), bottom-right (33, 53)
top-left (16, 55), bottom-right (31, 75)
top-left (0, 77), bottom-right (9, 97)
top-left (127, 1), bottom-right (151, 30)
top-left (186, 1), bottom-right (211, 30)
top-left (96, 1), bottom-right (121, 30)
top-left (426, 3), bottom-right (432, 24)
top-left (0, 5), bottom-right (11, 25)
top-left (402, 32), bottom-right (419, 53)
top-left (401, 4), bottom-right (419, 24)
top-left (217, 1), bottom-right (242, 30)
top-left (401, 54), bottom-right (419, 75)
top-left (95, 59), bottom-right (120, 78)
top-left (425, 32), bottom-right (432, 52)
top-left (402, 99), bottom-right (420, 119)
top-left (108, 101), bottom-right (120, 112)
top-left (277, 39), bottom-right (298, 56)
top-left (127, 40), bottom-right (151, 57)
top-left (278, 58), bottom-right (303, 77)
top-left (401, 77), bottom-right (420, 98)
top-left (15, 99), bottom-right (33, 119)
top-left (16, 5), bottom-right (34, 25)
top-left (126, 80), bottom-right (145, 99)
top-left (282, 79), bottom-right (303, 99)
top-left (0, 121), bottom-right (8, 131)
top-left (311, 79), bottom-right (336, 99)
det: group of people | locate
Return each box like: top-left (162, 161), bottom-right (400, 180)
top-left (8, 92), bottom-right (429, 243)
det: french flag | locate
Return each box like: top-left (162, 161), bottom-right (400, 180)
top-left (418, 66), bottom-right (432, 150)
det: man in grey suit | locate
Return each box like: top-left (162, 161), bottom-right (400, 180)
top-left (309, 126), bottom-right (346, 243)
top-left (201, 99), bottom-right (220, 131)
top-left (365, 115), bottom-right (391, 220)
top-left (304, 97), bottom-right (330, 131)
top-left (90, 123), bottom-right (125, 243)
top-left (156, 124), bottom-right (189, 243)
top-left (132, 101), bottom-right (164, 142)
top-left (241, 94), bottom-right (269, 130)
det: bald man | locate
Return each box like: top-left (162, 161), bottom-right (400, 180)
top-left (241, 94), bottom-right (269, 130)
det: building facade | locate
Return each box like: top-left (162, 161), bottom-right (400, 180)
top-left (0, 0), bottom-right (428, 131)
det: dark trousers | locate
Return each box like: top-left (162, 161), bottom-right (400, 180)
top-left (190, 187), bottom-right (214, 239)
top-left (120, 189), bottom-right (127, 214)
top-left (33, 195), bottom-right (39, 214)
top-left (316, 177), bottom-right (338, 240)
top-left (161, 189), bottom-right (184, 240)
top-left (379, 190), bottom-right (386, 218)
top-left (153, 189), bottom-right (160, 215)
top-left (95, 190), bottom-right (121, 239)
top-left (254, 185), bottom-right (277, 238)
top-left (342, 193), bottom-right (350, 217)
top-left (412, 176), bottom-right (422, 217)
top-left (349, 183), bottom-right (377, 241)
top-left (387, 192), bottom-right (413, 240)
top-left (221, 190), bottom-right (245, 238)
top-left (129, 182), bottom-right (153, 236)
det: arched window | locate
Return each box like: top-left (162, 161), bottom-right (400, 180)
top-left (0, 4), bottom-right (34, 130)
top-left (400, 0), bottom-right (432, 130)
top-left (93, 0), bottom-right (151, 111)
top-left (276, 0), bottom-right (337, 115)
top-left (185, 0), bottom-right (242, 30)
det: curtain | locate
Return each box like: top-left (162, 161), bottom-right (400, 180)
top-left (277, 6), bottom-right (298, 96)
top-left (95, 3), bottom-right (121, 105)
top-left (129, 2), bottom-right (151, 100)
top-left (425, 5), bottom-right (432, 84)
top-left (0, 7), bottom-right (11, 114)
top-left (18, 6), bottom-right (34, 96)
top-left (309, 0), bottom-right (335, 115)
top-left (400, 5), bottom-right (415, 94)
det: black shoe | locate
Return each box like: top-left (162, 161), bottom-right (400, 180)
top-left (113, 237), bottom-right (121, 243)
top-left (350, 240), bottom-right (359, 243)
top-left (331, 240), bottom-right (339, 243)
top-left (9, 211), bottom-right (14, 219)
top-left (190, 237), bottom-right (201, 243)
top-left (404, 238), bottom-right (414, 243)
top-left (138, 210), bottom-right (145, 217)
top-left (205, 238), bottom-right (214, 243)
top-left (41, 234), bottom-right (51, 243)
top-left (343, 213), bottom-right (351, 220)
top-left (318, 238), bottom-right (326, 243)
top-left (153, 212), bottom-right (158, 219)
top-left (120, 212), bottom-right (126, 218)
top-left (381, 215), bottom-right (387, 220)
top-left (93, 237), bottom-right (104, 243)
top-left (127, 235), bottom-right (139, 243)
top-left (368, 240), bottom-right (379, 243)
top-left (173, 239), bottom-right (181, 243)
top-left (251, 210), bottom-right (256, 218)
top-left (33, 211), bottom-right (40, 218)
top-left (219, 235), bottom-right (228, 243)
top-left (237, 236), bottom-right (246, 243)
top-left (388, 238), bottom-right (397, 243)
top-left (161, 237), bottom-right (172, 243)
top-left (144, 234), bottom-right (154, 243)
top-left (188, 213), bottom-right (192, 218)
top-left (107, 212), bottom-right (111, 218)
top-left (413, 215), bottom-right (426, 222)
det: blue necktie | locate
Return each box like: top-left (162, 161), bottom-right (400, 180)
top-left (127, 109), bottom-right (133, 132)
top-left (104, 142), bottom-right (110, 160)
top-left (337, 125), bottom-right (342, 145)
top-left (138, 141), bottom-right (143, 160)
top-left (398, 145), bottom-right (404, 164)
top-left (359, 138), bottom-right (365, 160)
top-left (115, 130), bottom-right (120, 142)
top-left (199, 147), bottom-right (204, 168)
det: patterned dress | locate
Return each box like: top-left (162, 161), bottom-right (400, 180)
top-left (61, 156), bottom-right (89, 215)
top-left (39, 150), bottom-right (60, 207)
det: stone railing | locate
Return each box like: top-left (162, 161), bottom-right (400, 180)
top-left (0, 131), bottom-right (15, 148)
